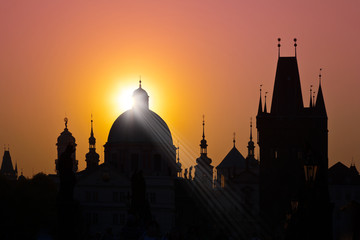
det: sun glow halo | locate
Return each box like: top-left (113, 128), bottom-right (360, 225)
top-left (117, 87), bottom-right (135, 112)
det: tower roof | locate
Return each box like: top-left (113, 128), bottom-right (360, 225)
top-left (270, 57), bottom-right (304, 115)
top-left (315, 73), bottom-right (327, 116)
top-left (217, 146), bottom-right (246, 169)
top-left (257, 86), bottom-right (263, 115)
top-left (0, 150), bottom-right (15, 176)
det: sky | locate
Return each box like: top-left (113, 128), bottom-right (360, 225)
top-left (1, 0), bottom-right (359, 177)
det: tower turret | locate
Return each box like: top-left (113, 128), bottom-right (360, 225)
top-left (247, 118), bottom-right (255, 160)
top-left (132, 80), bottom-right (149, 110)
top-left (55, 118), bottom-right (78, 174)
top-left (194, 116), bottom-right (213, 188)
top-left (85, 116), bottom-right (100, 170)
top-left (315, 69), bottom-right (327, 116)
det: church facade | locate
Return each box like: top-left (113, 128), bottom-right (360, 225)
top-left (56, 82), bottom-right (177, 236)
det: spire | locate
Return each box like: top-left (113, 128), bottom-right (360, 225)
top-left (278, 38), bottom-right (281, 58)
top-left (250, 117), bottom-right (253, 141)
top-left (202, 115), bottom-right (205, 140)
top-left (315, 68), bottom-right (327, 116)
top-left (257, 85), bottom-right (263, 115)
top-left (139, 75), bottom-right (142, 88)
top-left (313, 91), bottom-right (315, 107)
top-left (200, 115), bottom-right (208, 155)
top-left (86, 115), bottom-right (99, 170)
top-left (310, 85), bottom-right (313, 108)
top-left (294, 38), bottom-right (297, 57)
top-left (91, 114), bottom-right (94, 136)
top-left (89, 115), bottom-right (96, 149)
top-left (264, 92), bottom-right (268, 113)
top-left (247, 118), bottom-right (255, 160)
top-left (233, 132), bottom-right (236, 147)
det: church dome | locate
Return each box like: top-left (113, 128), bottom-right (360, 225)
top-left (57, 128), bottom-right (76, 144)
top-left (107, 108), bottom-right (173, 146)
top-left (108, 83), bottom-right (173, 146)
top-left (133, 86), bottom-right (149, 97)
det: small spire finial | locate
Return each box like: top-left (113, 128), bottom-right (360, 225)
top-left (310, 85), bottom-right (313, 107)
top-left (250, 117), bottom-right (253, 141)
top-left (233, 132), bottom-right (236, 147)
top-left (294, 38), bottom-right (297, 57)
top-left (277, 38), bottom-right (281, 57)
top-left (139, 75), bottom-right (142, 88)
top-left (264, 92), bottom-right (268, 113)
top-left (313, 91), bottom-right (316, 106)
top-left (202, 115), bottom-right (205, 139)
top-left (319, 68), bottom-right (322, 86)
top-left (258, 84), bottom-right (263, 115)
top-left (90, 114), bottom-right (94, 135)
top-left (64, 117), bottom-right (68, 129)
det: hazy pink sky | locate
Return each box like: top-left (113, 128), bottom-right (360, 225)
top-left (1, 0), bottom-right (360, 177)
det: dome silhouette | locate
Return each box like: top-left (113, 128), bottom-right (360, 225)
top-left (107, 108), bottom-right (173, 146)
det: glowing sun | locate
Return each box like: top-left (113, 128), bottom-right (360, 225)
top-left (117, 87), bottom-right (134, 111)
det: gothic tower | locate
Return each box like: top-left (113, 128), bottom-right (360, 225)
top-left (194, 116), bottom-right (214, 189)
top-left (256, 39), bottom-right (329, 239)
top-left (55, 118), bottom-right (78, 173)
top-left (85, 117), bottom-right (100, 170)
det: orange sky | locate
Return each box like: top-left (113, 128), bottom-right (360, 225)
top-left (1, 1), bottom-right (360, 177)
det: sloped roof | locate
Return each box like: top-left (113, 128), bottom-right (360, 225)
top-left (0, 150), bottom-right (15, 175)
top-left (270, 57), bottom-right (304, 115)
top-left (328, 162), bottom-right (360, 185)
top-left (217, 147), bottom-right (246, 169)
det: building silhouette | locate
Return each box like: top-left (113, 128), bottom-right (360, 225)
top-left (194, 117), bottom-right (214, 189)
top-left (0, 148), bottom-right (18, 181)
top-left (328, 162), bottom-right (360, 239)
top-left (85, 117), bottom-right (100, 170)
top-left (256, 39), bottom-right (331, 239)
top-left (55, 118), bottom-right (78, 173)
top-left (216, 121), bottom-right (259, 190)
top-left (73, 81), bottom-right (177, 236)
